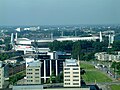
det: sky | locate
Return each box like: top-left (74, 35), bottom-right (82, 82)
top-left (0, 0), bottom-right (120, 26)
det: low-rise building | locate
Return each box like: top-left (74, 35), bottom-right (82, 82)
top-left (95, 52), bottom-right (120, 61)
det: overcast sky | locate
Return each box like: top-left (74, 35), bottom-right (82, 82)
top-left (0, 0), bottom-right (120, 26)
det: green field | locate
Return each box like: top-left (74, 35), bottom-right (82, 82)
top-left (110, 85), bottom-right (120, 90)
top-left (80, 62), bottom-right (95, 70)
top-left (82, 71), bottom-right (112, 83)
top-left (81, 61), bottom-right (112, 83)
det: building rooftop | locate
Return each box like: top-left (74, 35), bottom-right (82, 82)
top-left (28, 60), bottom-right (41, 67)
top-left (17, 38), bottom-right (30, 41)
top-left (65, 59), bottom-right (78, 66)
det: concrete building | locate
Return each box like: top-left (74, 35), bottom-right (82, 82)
top-left (63, 59), bottom-right (80, 87)
top-left (4, 59), bottom-right (17, 64)
top-left (23, 51), bottom-right (70, 83)
top-left (95, 52), bottom-right (120, 61)
top-left (40, 59), bottom-right (65, 83)
top-left (24, 57), bottom-right (35, 67)
top-left (0, 61), bottom-right (4, 89)
top-left (37, 51), bottom-right (70, 83)
top-left (26, 60), bottom-right (41, 85)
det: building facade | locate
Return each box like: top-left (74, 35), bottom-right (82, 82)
top-left (37, 51), bottom-right (70, 83)
top-left (95, 52), bottom-right (120, 61)
top-left (63, 59), bottom-right (80, 87)
top-left (0, 62), bottom-right (4, 89)
top-left (40, 59), bottom-right (65, 83)
top-left (26, 60), bottom-right (41, 85)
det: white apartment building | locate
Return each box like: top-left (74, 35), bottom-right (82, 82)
top-left (95, 52), bottom-right (120, 61)
top-left (26, 60), bottom-right (41, 85)
top-left (0, 61), bottom-right (4, 89)
top-left (63, 59), bottom-right (80, 87)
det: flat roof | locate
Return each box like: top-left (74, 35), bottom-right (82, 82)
top-left (65, 59), bottom-right (78, 66)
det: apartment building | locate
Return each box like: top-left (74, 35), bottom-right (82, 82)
top-left (0, 61), bottom-right (4, 89)
top-left (95, 52), bottom-right (120, 61)
top-left (26, 60), bottom-right (41, 85)
top-left (63, 59), bottom-right (80, 87)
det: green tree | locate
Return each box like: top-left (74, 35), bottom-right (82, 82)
top-left (72, 41), bottom-right (81, 59)
top-left (55, 72), bottom-right (63, 83)
top-left (112, 41), bottom-right (120, 51)
top-left (5, 44), bottom-right (12, 51)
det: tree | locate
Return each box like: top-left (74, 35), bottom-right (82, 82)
top-left (9, 71), bottom-right (25, 85)
top-left (72, 41), bottom-right (81, 59)
top-left (111, 62), bottom-right (120, 75)
top-left (47, 71), bottom-right (55, 83)
top-left (5, 44), bottom-right (12, 51)
top-left (55, 72), bottom-right (63, 83)
top-left (0, 40), bottom-right (3, 45)
top-left (112, 41), bottom-right (120, 51)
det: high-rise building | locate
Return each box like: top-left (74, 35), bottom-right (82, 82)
top-left (0, 61), bottom-right (4, 89)
top-left (26, 60), bottom-right (41, 85)
top-left (63, 59), bottom-right (80, 87)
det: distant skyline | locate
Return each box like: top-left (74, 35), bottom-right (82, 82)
top-left (0, 0), bottom-right (120, 26)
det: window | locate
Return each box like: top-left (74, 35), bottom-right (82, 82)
top-left (27, 76), bottom-right (33, 78)
top-left (73, 68), bottom-right (79, 70)
top-left (27, 73), bottom-right (32, 74)
top-left (35, 80), bottom-right (39, 82)
top-left (27, 69), bottom-right (32, 71)
top-left (64, 68), bottom-right (70, 70)
top-left (73, 83), bottom-right (79, 85)
top-left (73, 72), bottom-right (79, 74)
top-left (73, 79), bottom-right (79, 81)
top-left (35, 76), bottom-right (39, 78)
top-left (73, 76), bottom-right (79, 78)
top-left (35, 69), bottom-right (39, 71)
top-left (64, 72), bottom-right (70, 74)
top-left (65, 76), bottom-right (70, 77)
top-left (65, 83), bottom-right (70, 85)
top-left (35, 73), bottom-right (39, 74)
top-left (65, 79), bottom-right (70, 81)
top-left (27, 80), bottom-right (33, 82)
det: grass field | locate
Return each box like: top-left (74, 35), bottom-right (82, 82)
top-left (81, 61), bottom-right (112, 83)
top-left (110, 85), bottom-right (120, 90)
top-left (82, 71), bottom-right (112, 83)
top-left (80, 62), bottom-right (95, 70)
